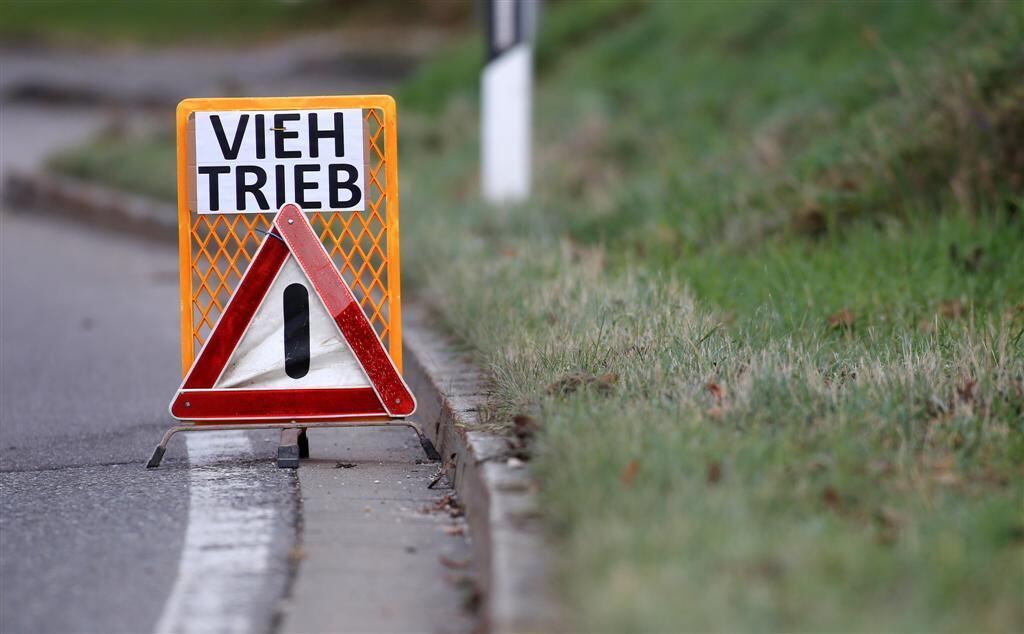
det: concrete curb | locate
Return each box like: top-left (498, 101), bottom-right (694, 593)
top-left (4, 169), bottom-right (177, 241)
top-left (403, 305), bottom-right (561, 634)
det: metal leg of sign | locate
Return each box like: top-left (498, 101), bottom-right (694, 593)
top-left (414, 423), bottom-right (442, 462)
top-left (278, 428), bottom-right (302, 469)
top-left (146, 447), bottom-right (165, 469)
top-left (146, 425), bottom-right (192, 468)
top-left (146, 420), bottom-right (441, 469)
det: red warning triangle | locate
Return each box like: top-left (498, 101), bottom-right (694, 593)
top-left (169, 203), bottom-right (416, 422)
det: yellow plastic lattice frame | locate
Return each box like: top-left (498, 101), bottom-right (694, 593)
top-left (175, 95), bottom-right (403, 377)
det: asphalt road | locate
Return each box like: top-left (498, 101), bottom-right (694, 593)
top-left (0, 210), bottom-right (299, 634)
top-left (0, 103), bottom-right (298, 634)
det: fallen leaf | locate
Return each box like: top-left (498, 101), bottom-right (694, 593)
top-left (821, 486), bottom-right (842, 511)
top-left (838, 178), bottom-right (860, 192)
top-left (706, 381), bottom-right (724, 404)
top-left (439, 555), bottom-right (471, 570)
top-left (939, 299), bottom-right (964, 319)
top-left (546, 372), bottom-right (619, 396)
top-left (706, 461), bottom-right (722, 484)
top-left (547, 373), bottom-right (585, 395)
top-left (594, 372), bottom-right (619, 394)
top-left (428, 468), bottom-right (448, 490)
top-left (793, 203), bottom-right (827, 238)
top-left (513, 414), bottom-right (539, 439)
top-left (432, 494), bottom-right (465, 518)
top-left (956, 377), bottom-right (977, 403)
top-left (827, 309), bottom-right (855, 330)
top-left (621, 460), bottom-right (639, 487)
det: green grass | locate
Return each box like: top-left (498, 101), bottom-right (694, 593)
top-left (49, 129), bottom-right (177, 201)
top-left (409, 209), bottom-right (1023, 632)
top-left (397, 0), bottom-right (643, 114)
top-left (0, 0), bottom-right (337, 45)
top-left (49, 0), bottom-right (1024, 630)
top-left (0, 0), bottom-right (462, 46)
top-left (398, 1), bottom-right (1024, 631)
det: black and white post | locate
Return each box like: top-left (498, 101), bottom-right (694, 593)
top-left (482, 0), bottom-right (537, 203)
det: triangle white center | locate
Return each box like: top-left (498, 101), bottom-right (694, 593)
top-left (213, 256), bottom-right (371, 389)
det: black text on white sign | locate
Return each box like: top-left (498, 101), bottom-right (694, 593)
top-left (194, 109), bottom-right (365, 214)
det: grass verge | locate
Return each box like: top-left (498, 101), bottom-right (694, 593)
top-left (400, 2), bottom-right (1023, 631)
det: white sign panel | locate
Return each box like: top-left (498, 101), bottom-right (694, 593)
top-left (193, 109), bottom-right (365, 214)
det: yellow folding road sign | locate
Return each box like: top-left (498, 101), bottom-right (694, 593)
top-left (146, 94), bottom-right (438, 470)
top-left (174, 95), bottom-right (404, 377)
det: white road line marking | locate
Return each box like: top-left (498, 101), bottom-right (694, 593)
top-left (154, 432), bottom-right (277, 634)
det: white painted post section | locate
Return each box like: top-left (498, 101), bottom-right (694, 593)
top-left (482, 0), bottom-right (538, 204)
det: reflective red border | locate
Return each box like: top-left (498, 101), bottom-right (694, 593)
top-left (171, 388), bottom-right (386, 420)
